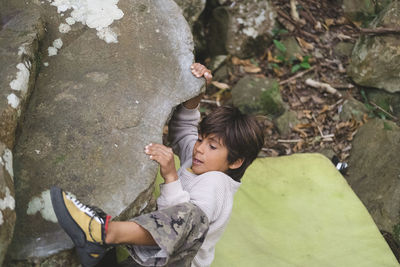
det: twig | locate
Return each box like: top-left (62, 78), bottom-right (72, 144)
top-left (369, 101), bottom-right (398, 121)
top-left (305, 78), bottom-right (342, 97)
top-left (290, 0), bottom-right (300, 21)
top-left (279, 66), bottom-right (316, 85)
top-left (358, 27), bottom-right (400, 35)
top-left (312, 114), bottom-right (335, 141)
top-left (277, 139), bottom-right (302, 143)
top-left (277, 9), bottom-right (296, 31)
top-left (201, 99), bottom-right (220, 106)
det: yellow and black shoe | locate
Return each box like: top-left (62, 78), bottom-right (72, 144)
top-left (50, 186), bottom-right (112, 267)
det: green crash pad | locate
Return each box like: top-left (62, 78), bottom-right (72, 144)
top-left (212, 153), bottom-right (399, 267)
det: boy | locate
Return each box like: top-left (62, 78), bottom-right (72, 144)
top-left (50, 63), bottom-right (265, 267)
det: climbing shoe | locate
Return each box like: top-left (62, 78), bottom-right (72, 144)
top-left (50, 186), bottom-right (112, 267)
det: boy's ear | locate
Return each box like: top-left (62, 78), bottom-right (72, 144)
top-left (229, 158), bottom-right (244, 170)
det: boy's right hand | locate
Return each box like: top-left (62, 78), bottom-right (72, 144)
top-left (145, 143), bottom-right (178, 184)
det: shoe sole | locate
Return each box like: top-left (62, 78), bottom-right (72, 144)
top-left (50, 186), bottom-right (106, 267)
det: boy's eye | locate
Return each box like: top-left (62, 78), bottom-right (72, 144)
top-left (210, 144), bottom-right (217, 150)
top-left (197, 138), bottom-right (203, 142)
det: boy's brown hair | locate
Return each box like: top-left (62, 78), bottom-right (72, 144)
top-left (198, 106), bottom-right (265, 182)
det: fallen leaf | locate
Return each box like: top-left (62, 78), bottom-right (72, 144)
top-left (319, 105), bottom-right (330, 113)
top-left (211, 81), bottom-right (230, 90)
top-left (325, 18), bottom-right (335, 27)
top-left (336, 16), bottom-right (347, 25)
top-left (311, 95), bottom-right (325, 104)
top-left (300, 96), bottom-right (311, 103)
top-left (244, 66), bottom-right (262, 73)
top-left (296, 37), bottom-right (314, 50)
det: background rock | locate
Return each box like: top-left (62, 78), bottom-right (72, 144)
top-left (174, 0), bottom-right (206, 27)
top-left (342, 0), bottom-right (375, 21)
top-left (348, 2), bottom-right (400, 93)
top-left (275, 110), bottom-right (303, 136)
top-left (366, 89), bottom-right (400, 119)
top-left (232, 76), bottom-right (286, 117)
top-left (208, 0), bottom-right (276, 58)
top-left (339, 97), bottom-right (368, 122)
top-left (6, 0), bottom-right (204, 261)
top-left (346, 119), bottom-right (400, 236)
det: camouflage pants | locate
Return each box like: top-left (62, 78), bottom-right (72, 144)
top-left (122, 202), bottom-right (209, 267)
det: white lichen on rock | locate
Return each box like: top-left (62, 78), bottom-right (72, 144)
top-left (49, 0), bottom-right (124, 43)
top-left (17, 44), bottom-right (28, 56)
top-left (53, 38), bottom-right (63, 49)
top-left (0, 187), bottom-right (15, 225)
top-left (7, 94), bottom-right (20, 109)
top-left (97, 27), bottom-right (118, 43)
top-left (10, 63), bottom-right (30, 94)
top-left (48, 46), bottom-right (58, 56)
top-left (65, 17), bottom-right (75, 25)
top-left (59, 23), bottom-right (71, 33)
top-left (2, 149), bottom-right (14, 181)
top-left (27, 190), bottom-right (58, 223)
top-left (48, 38), bottom-right (63, 56)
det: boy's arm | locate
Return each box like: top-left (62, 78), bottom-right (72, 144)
top-left (168, 64), bottom-right (212, 163)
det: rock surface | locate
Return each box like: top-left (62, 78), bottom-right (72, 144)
top-left (0, 144), bottom-right (16, 266)
top-left (342, 0), bottom-right (375, 21)
top-left (0, 4), bottom-right (45, 265)
top-left (232, 76), bottom-right (285, 117)
top-left (346, 119), bottom-right (400, 236)
top-left (6, 0), bottom-right (204, 261)
top-left (208, 0), bottom-right (276, 58)
top-left (348, 2), bottom-right (400, 93)
top-left (174, 0), bottom-right (206, 27)
top-left (367, 89), bottom-right (400, 119)
top-left (339, 97), bottom-right (368, 122)
top-left (274, 110), bottom-right (303, 136)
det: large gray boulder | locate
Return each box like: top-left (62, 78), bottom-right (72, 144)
top-left (346, 119), bottom-right (400, 236)
top-left (0, 4), bottom-right (45, 265)
top-left (208, 0), bottom-right (276, 58)
top-left (6, 0), bottom-right (204, 261)
top-left (348, 2), bottom-right (400, 93)
top-left (0, 144), bottom-right (16, 266)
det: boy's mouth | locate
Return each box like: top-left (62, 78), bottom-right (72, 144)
top-left (192, 158), bottom-right (203, 165)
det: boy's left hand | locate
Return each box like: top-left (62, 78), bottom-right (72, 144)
top-left (191, 63), bottom-right (212, 85)
top-left (145, 143), bottom-right (178, 184)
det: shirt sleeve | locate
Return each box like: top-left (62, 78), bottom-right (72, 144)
top-left (156, 180), bottom-right (190, 210)
top-left (168, 104), bottom-right (200, 164)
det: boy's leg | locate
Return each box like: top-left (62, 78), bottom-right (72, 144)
top-left (51, 187), bottom-right (209, 267)
top-left (105, 221), bottom-right (156, 245)
top-left (126, 202), bottom-right (209, 267)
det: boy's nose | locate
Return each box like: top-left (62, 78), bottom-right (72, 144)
top-left (196, 142), bottom-right (205, 153)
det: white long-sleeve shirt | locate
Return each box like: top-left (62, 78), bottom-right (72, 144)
top-left (157, 105), bottom-right (241, 267)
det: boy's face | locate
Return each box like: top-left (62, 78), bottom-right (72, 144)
top-left (192, 133), bottom-right (230, 175)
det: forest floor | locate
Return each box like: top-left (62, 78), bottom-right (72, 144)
top-left (200, 0), bottom-right (366, 162)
